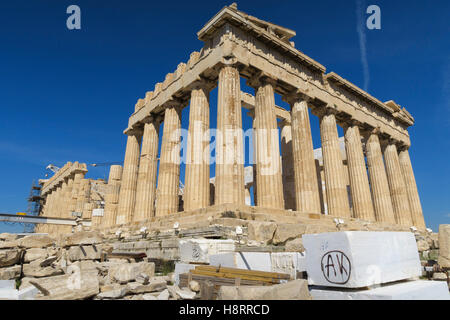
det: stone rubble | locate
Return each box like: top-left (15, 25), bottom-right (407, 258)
top-left (0, 223), bottom-right (448, 300)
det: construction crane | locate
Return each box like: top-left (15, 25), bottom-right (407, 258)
top-left (89, 161), bottom-right (123, 167)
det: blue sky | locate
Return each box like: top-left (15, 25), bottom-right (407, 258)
top-left (0, 0), bottom-right (448, 233)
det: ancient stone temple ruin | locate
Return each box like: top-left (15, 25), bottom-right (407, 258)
top-left (36, 4), bottom-right (426, 235)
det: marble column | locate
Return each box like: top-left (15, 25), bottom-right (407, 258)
top-left (134, 118), bottom-right (160, 221)
top-left (252, 79), bottom-right (284, 209)
top-left (76, 179), bottom-right (90, 217)
top-left (155, 105), bottom-right (182, 216)
top-left (365, 132), bottom-right (396, 223)
top-left (215, 65), bottom-right (245, 205)
top-left (319, 110), bottom-right (351, 217)
top-left (288, 97), bottom-right (321, 214)
top-left (398, 147), bottom-right (426, 228)
top-left (344, 122), bottom-right (375, 221)
top-left (68, 171), bottom-right (86, 216)
top-left (383, 141), bottom-right (413, 226)
top-left (63, 177), bottom-right (74, 219)
top-left (184, 83), bottom-right (211, 211)
top-left (116, 129), bottom-right (143, 224)
top-left (280, 120), bottom-right (296, 211)
top-left (103, 165), bottom-right (123, 227)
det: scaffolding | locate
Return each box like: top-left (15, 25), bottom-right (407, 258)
top-left (24, 180), bottom-right (42, 232)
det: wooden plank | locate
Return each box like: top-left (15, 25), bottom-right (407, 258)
top-left (190, 269), bottom-right (281, 283)
top-left (194, 265), bottom-right (290, 280)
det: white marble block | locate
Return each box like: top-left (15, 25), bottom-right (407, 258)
top-left (179, 239), bottom-right (235, 263)
top-left (303, 231), bottom-right (421, 288)
top-left (174, 262), bottom-right (197, 286)
top-left (271, 252), bottom-right (306, 279)
top-left (310, 280), bottom-right (450, 300)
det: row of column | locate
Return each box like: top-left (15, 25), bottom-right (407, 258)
top-left (40, 165), bottom-right (88, 234)
top-left (114, 64), bottom-right (425, 229)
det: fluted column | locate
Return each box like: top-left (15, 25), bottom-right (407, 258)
top-left (103, 165), bottom-right (123, 227)
top-left (103, 166), bottom-right (122, 227)
top-left (215, 65), bottom-right (245, 205)
top-left (134, 118), bottom-right (160, 221)
top-left (319, 110), bottom-right (351, 217)
top-left (116, 129), bottom-right (143, 224)
top-left (344, 122), bottom-right (375, 221)
top-left (287, 97), bottom-right (321, 214)
top-left (383, 141), bottom-right (413, 226)
top-left (68, 171), bottom-right (86, 216)
top-left (184, 83), bottom-right (211, 211)
top-left (251, 78), bottom-right (284, 209)
top-left (280, 120), bottom-right (296, 210)
top-left (365, 131), bottom-right (396, 223)
top-left (63, 177), bottom-right (74, 218)
top-left (76, 179), bottom-right (90, 217)
top-left (398, 147), bottom-right (426, 228)
top-left (155, 105), bottom-right (182, 216)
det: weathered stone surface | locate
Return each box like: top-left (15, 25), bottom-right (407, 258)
top-left (126, 279), bottom-right (166, 294)
top-left (0, 233), bottom-right (18, 242)
top-left (218, 279), bottom-right (311, 300)
top-left (67, 245), bottom-right (102, 261)
top-left (0, 265), bottom-right (21, 280)
top-left (432, 272), bottom-right (447, 281)
top-left (61, 231), bottom-right (103, 247)
top-left (0, 241), bottom-right (17, 249)
top-left (30, 270), bottom-right (99, 300)
top-left (175, 287), bottom-right (196, 299)
top-left (285, 238), bottom-right (305, 252)
top-left (109, 262), bottom-right (155, 284)
top-left (0, 249), bottom-right (21, 267)
top-left (97, 287), bottom-right (127, 299)
top-left (438, 224), bottom-right (450, 268)
top-left (272, 224), bottom-right (307, 245)
top-left (416, 239), bottom-right (430, 252)
top-left (24, 248), bottom-right (48, 263)
top-left (135, 273), bottom-right (149, 284)
top-left (189, 280), bottom-right (200, 293)
top-left (247, 221), bottom-right (276, 243)
top-left (157, 289), bottom-right (170, 300)
top-left (18, 235), bottom-right (54, 248)
top-left (22, 261), bottom-right (63, 278)
top-left (143, 293), bottom-right (158, 300)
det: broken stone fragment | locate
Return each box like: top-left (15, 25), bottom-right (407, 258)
top-left (60, 231), bottom-right (103, 247)
top-left (126, 279), bottom-right (167, 294)
top-left (67, 245), bottom-right (102, 261)
top-left (135, 273), bottom-right (149, 285)
top-left (17, 235), bottom-right (54, 248)
top-left (175, 287), bottom-right (196, 300)
top-left (247, 221), bottom-right (276, 244)
top-left (0, 249), bottom-right (21, 267)
top-left (438, 224), bottom-right (450, 268)
top-left (30, 270), bottom-right (99, 300)
top-left (0, 233), bottom-right (19, 242)
top-left (188, 280), bottom-right (200, 293)
top-left (0, 265), bottom-right (21, 280)
top-left (272, 224), bottom-right (307, 245)
top-left (157, 289), bottom-right (170, 300)
top-left (108, 262), bottom-right (155, 284)
top-left (24, 248), bottom-right (48, 263)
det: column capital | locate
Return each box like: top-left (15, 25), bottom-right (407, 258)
top-left (191, 77), bottom-right (216, 93)
top-left (164, 98), bottom-right (186, 111)
top-left (281, 89), bottom-right (310, 105)
top-left (246, 71), bottom-right (277, 89)
top-left (315, 104), bottom-right (339, 119)
top-left (126, 126), bottom-right (144, 137)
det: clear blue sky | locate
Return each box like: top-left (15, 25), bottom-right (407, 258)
top-left (0, 0), bottom-right (448, 233)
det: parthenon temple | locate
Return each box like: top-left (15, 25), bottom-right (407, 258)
top-left (35, 4), bottom-right (426, 235)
